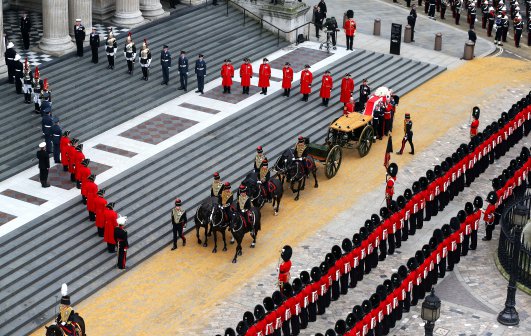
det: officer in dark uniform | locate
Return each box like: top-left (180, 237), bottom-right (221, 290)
top-left (105, 29), bottom-right (117, 69)
top-left (514, 16), bottom-right (523, 47)
top-left (409, 5), bottom-right (417, 42)
top-left (178, 50), bottom-right (189, 91)
top-left (5, 42), bottom-right (16, 84)
top-left (195, 54), bottom-right (207, 94)
top-left (373, 102), bottom-right (384, 140)
top-left (359, 78), bottom-right (370, 108)
top-left (74, 19), bottom-right (86, 57)
top-left (37, 142), bottom-right (50, 188)
top-left (171, 198), bottom-right (187, 250)
top-left (13, 54), bottom-right (23, 94)
top-left (139, 39), bottom-right (152, 81)
top-left (455, 0), bottom-right (462, 25)
top-left (160, 44), bottom-right (171, 85)
top-left (42, 109), bottom-right (53, 153)
top-left (89, 27), bottom-right (100, 64)
top-left (397, 113), bottom-right (414, 154)
top-left (428, 0), bottom-right (436, 19)
top-left (50, 116), bottom-right (62, 163)
top-left (123, 33), bottom-right (136, 75)
top-left (501, 12), bottom-right (509, 43)
top-left (441, 0), bottom-right (447, 19)
top-left (20, 13), bottom-right (32, 50)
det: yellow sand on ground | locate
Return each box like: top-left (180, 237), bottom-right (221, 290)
top-left (32, 58), bottom-right (531, 336)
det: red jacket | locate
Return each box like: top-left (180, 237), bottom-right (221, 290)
top-left (300, 69), bottom-right (313, 94)
top-left (278, 260), bottom-right (291, 283)
top-left (282, 66), bottom-right (293, 89)
top-left (258, 63), bottom-right (271, 88)
top-left (470, 119), bottom-right (479, 136)
top-left (81, 178), bottom-right (96, 197)
top-left (67, 146), bottom-right (78, 173)
top-left (340, 77), bottom-right (354, 103)
top-left (73, 151), bottom-right (85, 177)
top-left (60, 136), bottom-right (70, 166)
top-left (343, 102), bottom-right (354, 115)
top-left (344, 18), bottom-right (357, 36)
top-left (75, 165), bottom-right (91, 183)
top-left (103, 208), bottom-right (118, 244)
top-left (221, 64), bottom-right (234, 86)
top-left (85, 183), bottom-right (99, 212)
top-left (239, 63), bottom-right (253, 87)
top-left (319, 74), bottom-right (333, 99)
top-left (94, 196), bottom-right (107, 229)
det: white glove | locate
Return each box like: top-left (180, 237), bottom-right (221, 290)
top-left (123, 52), bottom-right (126, 58)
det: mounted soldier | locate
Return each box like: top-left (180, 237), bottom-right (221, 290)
top-left (294, 135), bottom-right (309, 160)
top-left (236, 184), bottom-right (252, 214)
top-left (257, 158), bottom-right (271, 186)
top-left (254, 146), bottom-right (266, 172)
top-left (218, 182), bottom-right (234, 221)
top-left (50, 284), bottom-right (85, 336)
top-left (211, 172), bottom-right (223, 198)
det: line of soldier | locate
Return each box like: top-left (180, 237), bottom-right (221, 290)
top-left (224, 93), bottom-right (531, 336)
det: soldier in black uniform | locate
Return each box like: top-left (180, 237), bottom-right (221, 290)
top-left (89, 27), bottom-right (100, 64)
top-left (441, 0), bottom-right (448, 19)
top-left (514, 16), bottom-right (523, 47)
top-left (359, 78), bottom-right (370, 108)
top-left (4, 42), bottom-right (16, 84)
top-left (50, 116), bottom-right (62, 163)
top-left (13, 54), bottom-right (23, 94)
top-left (481, 1), bottom-right (488, 28)
top-left (160, 44), bottom-right (171, 85)
top-left (115, 216), bottom-right (129, 269)
top-left (139, 39), bottom-right (152, 81)
top-left (501, 11), bottom-right (509, 42)
top-left (37, 142), bottom-right (50, 188)
top-left (455, 0), bottom-right (462, 25)
top-left (20, 13), bottom-right (31, 50)
top-left (105, 29), bottom-right (117, 69)
top-left (178, 50), bottom-right (189, 91)
top-left (428, 0), bottom-right (436, 19)
top-left (528, 19), bottom-right (531, 46)
top-left (195, 54), bottom-right (207, 94)
top-left (409, 5), bottom-right (417, 41)
top-left (396, 113), bottom-right (414, 154)
top-left (171, 198), bottom-right (187, 250)
top-left (42, 109), bottom-right (53, 153)
top-left (22, 58), bottom-right (33, 104)
top-left (74, 19), bottom-right (86, 57)
top-left (494, 14), bottom-right (503, 45)
top-left (373, 102), bottom-right (384, 140)
top-left (124, 32), bottom-right (136, 75)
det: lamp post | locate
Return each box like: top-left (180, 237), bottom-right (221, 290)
top-left (421, 288), bottom-right (441, 336)
top-left (497, 202), bottom-right (527, 326)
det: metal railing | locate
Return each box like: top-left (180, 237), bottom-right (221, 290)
top-left (225, 0), bottom-right (311, 46)
top-left (498, 191), bottom-right (531, 289)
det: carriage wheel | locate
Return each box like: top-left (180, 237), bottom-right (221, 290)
top-left (325, 145), bottom-right (342, 179)
top-left (358, 125), bottom-right (374, 158)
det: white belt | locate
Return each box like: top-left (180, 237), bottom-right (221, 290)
top-left (162, 59), bottom-right (170, 62)
top-left (44, 125), bottom-right (51, 128)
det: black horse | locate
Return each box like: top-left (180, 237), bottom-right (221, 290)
top-left (209, 202), bottom-right (233, 253)
top-left (275, 149), bottom-right (318, 201)
top-left (229, 206), bottom-right (261, 263)
top-left (258, 177), bottom-right (284, 215)
top-left (45, 315), bottom-right (86, 336)
top-left (241, 172), bottom-right (266, 209)
top-left (194, 196), bottom-right (217, 247)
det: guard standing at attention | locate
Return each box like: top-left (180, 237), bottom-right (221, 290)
top-left (319, 70), bottom-right (333, 106)
top-left (514, 15), bottom-right (523, 47)
top-left (4, 41), bottom-right (16, 84)
top-left (195, 54), bottom-right (206, 94)
top-left (104, 202), bottom-right (118, 252)
top-left (258, 58), bottom-right (271, 95)
top-left (37, 142), bottom-right (50, 188)
top-left (221, 59), bottom-right (234, 94)
top-left (396, 113), bottom-right (414, 155)
top-left (89, 27), bottom-right (100, 64)
top-left (300, 64), bottom-right (313, 102)
top-left (74, 19), bottom-right (86, 57)
top-left (115, 215), bottom-right (129, 269)
top-left (278, 245), bottom-right (293, 290)
top-left (105, 29), bottom-right (117, 69)
top-left (13, 54), bottom-right (23, 94)
top-left (470, 106), bottom-right (480, 138)
top-left (123, 32), bottom-right (136, 75)
top-left (343, 10), bottom-right (356, 50)
top-left (20, 12), bottom-right (31, 50)
top-left (359, 78), bottom-right (371, 109)
top-left (171, 198), bottom-right (187, 250)
top-left (50, 116), bottom-right (62, 164)
top-left (139, 39), bottom-right (152, 81)
top-left (22, 58), bottom-right (33, 104)
top-left (31, 66), bottom-right (43, 113)
top-left (240, 58), bottom-right (253, 95)
top-left (281, 62), bottom-right (293, 97)
top-left (178, 50), bottom-right (189, 91)
top-left (160, 44), bottom-right (171, 85)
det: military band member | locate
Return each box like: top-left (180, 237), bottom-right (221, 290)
top-left (218, 182), bottom-right (234, 220)
top-left (501, 11), bottom-right (509, 42)
top-left (115, 215), bottom-right (129, 269)
top-left (195, 54), bottom-right (206, 93)
top-left (481, 0), bottom-right (488, 28)
top-left (300, 64), bottom-right (312, 102)
top-left (240, 58), bottom-right (253, 95)
top-left (89, 27), bottom-right (100, 64)
top-left (50, 116), bottom-right (62, 163)
top-left (160, 45), bottom-right (171, 85)
top-left (281, 62), bottom-right (293, 97)
top-left (13, 54), bottom-right (23, 94)
top-left (106, 28), bottom-right (118, 69)
top-left (178, 50), bottom-right (189, 91)
top-left (56, 284), bottom-right (76, 335)
top-left (359, 78), bottom-right (370, 108)
top-left (319, 70), bottom-right (333, 106)
top-left (343, 10), bottom-right (356, 50)
top-left (254, 146), bottom-right (266, 172)
top-left (170, 199), bottom-right (187, 250)
top-left (237, 185), bottom-right (252, 213)
top-left (494, 14), bottom-right (503, 45)
top-left (211, 172), bottom-right (223, 197)
top-left (278, 245), bottom-right (292, 290)
top-left (20, 12), bottom-right (31, 50)
top-left (139, 39), bottom-right (152, 81)
top-left (258, 58), bottom-right (271, 95)
top-left (396, 113), bottom-right (414, 155)
top-left (124, 32), bottom-right (136, 75)
top-left (4, 41), bottom-right (16, 84)
top-left (22, 58), bottom-right (33, 104)
top-left (221, 59), bottom-right (234, 94)
top-left (74, 19), bottom-right (86, 57)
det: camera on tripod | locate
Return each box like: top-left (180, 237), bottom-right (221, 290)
top-left (324, 17), bottom-right (339, 34)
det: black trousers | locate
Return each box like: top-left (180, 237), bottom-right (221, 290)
top-left (161, 65), bottom-right (170, 83)
top-left (470, 229), bottom-right (478, 249)
top-left (469, 14), bottom-right (476, 29)
top-left (179, 72), bottom-right (188, 89)
top-left (127, 60), bottom-right (134, 73)
top-left (346, 35), bottom-right (354, 50)
top-left (197, 75), bottom-right (205, 92)
top-left (22, 32), bottom-right (30, 49)
top-left (410, 24), bottom-right (415, 41)
top-left (172, 224), bottom-right (186, 247)
top-left (515, 30), bottom-right (522, 47)
top-left (142, 67), bottom-right (149, 79)
top-left (15, 76), bottom-right (22, 93)
top-left (91, 47), bottom-right (98, 63)
top-left (441, 6), bottom-right (446, 19)
top-left (76, 39), bottom-right (83, 57)
top-left (455, 12), bottom-right (460, 25)
top-left (107, 242), bottom-right (116, 253)
top-left (502, 26), bottom-right (508, 42)
top-left (428, 5), bottom-right (435, 17)
top-left (299, 308), bottom-right (309, 329)
top-left (388, 232), bottom-right (396, 255)
top-left (485, 224), bottom-right (494, 240)
top-left (39, 168), bottom-right (49, 184)
top-left (107, 55), bottom-right (115, 67)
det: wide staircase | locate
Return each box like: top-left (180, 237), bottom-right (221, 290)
top-left (0, 4), bottom-right (290, 182)
top-left (0, 43), bottom-right (445, 336)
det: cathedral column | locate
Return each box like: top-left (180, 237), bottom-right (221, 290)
top-left (113, 0), bottom-right (145, 28)
top-left (139, 0), bottom-right (167, 20)
top-left (68, 0), bottom-right (92, 39)
top-left (39, 0), bottom-right (75, 55)
top-left (0, 6), bottom-right (6, 76)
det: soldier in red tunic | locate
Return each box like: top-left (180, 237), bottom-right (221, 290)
top-left (319, 70), bottom-right (333, 106)
top-left (67, 138), bottom-right (79, 181)
top-left (221, 59), bottom-right (234, 94)
top-left (385, 163), bottom-right (398, 207)
top-left (258, 58), bottom-right (271, 95)
top-left (60, 130), bottom-right (71, 172)
top-left (300, 64), bottom-right (313, 102)
top-left (482, 191), bottom-right (497, 241)
top-left (278, 245), bottom-right (292, 291)
top-left (104, 202), bottom-right (118, 252)
top-left (72, 144), bottom-right (85, 183)
top-left (94, 189), bottom-right (107, 236)
top-left (343, 96), bottom-right (355, 115)
top-left (340, 73), bottom-right (354, 104)
top-left (470, 106), bottom-right (480, 138)
top-left (81, 172), bottom-right (96, 208)
top-left (343, 10), bottom-right (356, 50)
top-left (239, 57), bottom-right (253, 95)
top-left (75, 158), bottom-right (91, 189)
top-left (282, 62), bottom-right (293, 97)
top-left (85, 175), bottom-right (98, 221)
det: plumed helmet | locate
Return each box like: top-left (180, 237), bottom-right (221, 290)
top-left (300, 270), bottom-right (310, 284)
top-left (263, 296), bottom-right (275, 312)
top-left (391, 273), bottom-right (401, 287)
top-left (359, 226), bottom-right (368, 240)
top-left (352, 233), bottom-right (361, 247)
top-left (243, 311), bottom-right (254, 326)
top-left (420, 177), bottom-right (429, 190)
top-left (450, 217), bottom-right (460, 231)
top-left (398, 265), bottom-right (408, 278)
top-left (389, 200), bottom-right (398, 213)
top-left (236, 321), bottom-right (247, 335)
top-left (371, 214), bottom-right (381, 225)
top-left (292, 278), bottom-right (303, 293)
top-left (404, 188), bottom-right (413, 200)
top-left (465, 202), bottom-right (474, 215)
top-left (224, 328), bottom-right (236, 336)
top-left (342, 238), bottom-right (353, 253)
top-left (380, 207), bottom-right (390, 219)
top-left (407, 257), bottom-right (418, 271)
top-left (361, 300), bottom-right (372, 314)
top-left (254, 304), bottom-right (266, 321)
top-left (472, 106), bottom-right (480, 119)
top-left (474, 196), bottom-right (483, 209)
top-left (346, 313), bottom-right (357, 328)
top-left (415, 250), bottom-right (425, 265)
top-left (325, 329), bottom-right (336, 336)
top-left (272, 290), bottom-right (283, 306)
top-left (60, 283), bottom-right (70, 305)
top-left (364, 219), bottom-right (374, 232)
top-left (426, 169), bottom-right (435, 181)
top-left (433, 228), bottom-right (444, 243)
top-left (281, 245), bottom-right (292, 262)
top-left (412, 181), bottom-right (420, 194)
top-left (256, 145), bottom-right (263, 153)
top-left (442, 224), bottom-right (451, 237)
top-left (433, 165), bottom-right (442, 177)
top-left (422, 244), bottom-right (431, 258)
top-left (376, 284), bottom-right (388, 298)
top-left (397, 195), bottom-right (406, 209)
top-left (320, 261), bottom-right (329, 274)
top-left (282, 283), bottom-right (294, 298)
top-left (332, 245), bottom-right (342, 259)
top-left (370, 293), bottom-right (381, 308)
top-left (353, 305), bottom-right (364, 319)
top-left (429, 237), bottom-right (437, 250)
top-left (335, 319), bottom-right (347, 335)
top-left (492, 177), bottom-right (501, 190)
top-left (457, 210), bottom-right (467, 223)
top-left (311, 266), bottom-right (321, 281)
top-left (387, 163), bottom-right (398, 177)
top-left (487, 191), bottom-right (498, 204)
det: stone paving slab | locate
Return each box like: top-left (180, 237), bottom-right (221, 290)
top-left (269, 47), bottom-right (333, 72)
top-left (202, 85), bottom-right (262, 104)
top-left (29, 161), bottom-right (112, 190)
top-left (118, 113), bottom-right (198, 144)
top-left (0, 211), bottom-right (17, 226)
top-left (178, 102), bottom-right (221, 114)
top-left (93, 144), bottom-right (138, 158)
top-left (0, 189), bottom-right (47, 206)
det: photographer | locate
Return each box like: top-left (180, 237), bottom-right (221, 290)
top-left (324, 17), bottom-right (339, 49)
top-left (313, 6), bottom-right (325, 38)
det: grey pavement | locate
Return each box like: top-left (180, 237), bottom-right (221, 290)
top-left (202, 85), bottom-right (531, 335)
